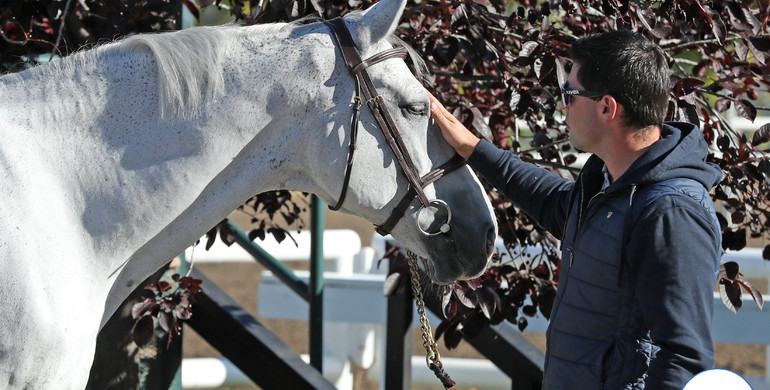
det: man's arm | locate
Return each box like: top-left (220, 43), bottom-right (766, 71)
top-left (428, 91), bottom-right (575, 237)
top-left (627, 197), bottom-right (721, 388)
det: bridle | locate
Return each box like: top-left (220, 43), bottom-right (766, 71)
top-left (324, 18), bottom-right (466, 237)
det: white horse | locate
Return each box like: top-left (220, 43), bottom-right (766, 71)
top-left (0, 0), bottom-right (496, 387)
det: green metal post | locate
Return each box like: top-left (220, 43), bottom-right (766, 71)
top-left (309, 195), bottom-right (325, 372)
top-left (227, 221), bottom-right (310, 301)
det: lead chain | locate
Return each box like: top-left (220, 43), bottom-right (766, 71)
top-left (406, 250), bottom-right (457, 390)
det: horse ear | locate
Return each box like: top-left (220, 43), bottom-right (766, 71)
top-left (349, 0), bottom-right (406, 49)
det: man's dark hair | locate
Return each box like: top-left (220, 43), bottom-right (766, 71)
top-left (568, 30), bottom-right (670, 129)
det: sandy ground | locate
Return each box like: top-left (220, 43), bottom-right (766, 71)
top-left (181, 209), bottom-right (766, 390)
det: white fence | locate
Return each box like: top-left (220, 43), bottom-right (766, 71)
top-left (181, 230), bottom-right (770, 390)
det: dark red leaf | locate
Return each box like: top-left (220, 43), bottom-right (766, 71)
top-left (517, 316), bottom-right (528, 332)
top-left (382, 272), bottom-right (403, 297)
top-left (469, 106), bottom-right (493, 142)
top-left (717, 135), bottom-right (731, 152)
top-left (533, 54), bottom-right (555, 82)
top-left (759, 159), bottom-right (770, 176)
top-left (710, 14), bottom-right (727, 45)
top-left (749, 36), bottom-right (770, 51)
top-left (461, 311), bottom-right (487, 338)
top-left (443, 321), bottom-right (464, 350)
top-left (180, 277), bottom-right (203, 294)
top-left (752, 123), bottom-right (770, 147)
top-left (530, 88), bottom-right (556, 117)
top-left (131, 299), bottom-right (156, 319)
top-left (745, 37), bottom-right (766, 65)
top-left (538, 285), bottom-right (556, 319)
top-left (175, 305), bottom-right (191, 320)
top-left (433, 36), bottom-right (459, 66)
top-left (508, 88), bottom-right (528, 116)
top-left (248, 229), bottom-right (264, 242)
top-left (442, 290), bottom-right (457, 319)
top-left (205, 226), bottom-right (218, 250)
top-left (268, 228), bottom-right (286, 243)
top-left (477, 286), bottom-right (500, 320)
top-left (734, 40), bottom-right (749, 61)
top-left (673, 78), bottom-right (705, 98)
top-left (735, 99), bottom-right (757, 122)
top-left (434, 318), bottom-right (450, 342)
top-left (158, 281), bottom-right (171, 292)
top-left (719, 280), bottom-right (743, 314)
top-left (725, 2), bottom-right (756, 33)
top-left (677, 102), bottom-right (700, 126)
top-left (722, 261), bottom-right (740, 280)
top-left (133, 315), bottom-right (155, 347)
top-left (454, 284), bottom-right (478, 308)
top-left (158, 311), bottom-right (173, 332)
top-left (522, 304), bottom-right (537, 316)
top-left (219, 224), bottom-right (236, 246)
top-left (519, 41), bottom-right (539, 59)
top-left (736, 279), bottom-right (764, 310)
top-left (744, 163), bottom-right (764, 182)
top-left (714, 98), bottom-right (731, 113)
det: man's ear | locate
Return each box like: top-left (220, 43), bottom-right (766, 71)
top-left (598, 95), bottom-right (619, 123)
top-left (348, 0), bottom-right (406, 50)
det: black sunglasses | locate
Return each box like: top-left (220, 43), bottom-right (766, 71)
top-left (560, 82), bottom-right (606, 105)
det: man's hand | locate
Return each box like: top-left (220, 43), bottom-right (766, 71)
top-left (427, 91), bottom-right (480, 159)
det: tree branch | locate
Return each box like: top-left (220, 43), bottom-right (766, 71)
top-left (433, 70), bottom-right (505, 82)
top-left (661, 34), bottom-right (770, 52)
top-left (404, 1), bottom-right (466, 15)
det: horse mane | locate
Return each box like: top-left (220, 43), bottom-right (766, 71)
top-left (118, 26), bottom-right (229, 119)
top-left (116, 23), bottom-right (292, 119)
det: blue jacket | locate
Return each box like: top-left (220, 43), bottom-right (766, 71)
top-left (467, 122), bottom-right (723, 389)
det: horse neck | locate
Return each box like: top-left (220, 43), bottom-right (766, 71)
top-left (0, 27), bottom-right (329, 320)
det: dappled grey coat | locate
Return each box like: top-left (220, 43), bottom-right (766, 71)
top-left (467, 122), bottom-right (723, 389)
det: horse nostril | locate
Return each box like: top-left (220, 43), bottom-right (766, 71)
top-left (486, 228), bottom-right (497, 257)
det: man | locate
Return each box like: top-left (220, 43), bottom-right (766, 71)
top-left (429, 30), bottom-right (723, 389)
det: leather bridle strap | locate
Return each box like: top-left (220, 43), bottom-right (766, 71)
top-left (325, 18), bottom-right (427, 207)
top-left (375, 153), bottom-right (466, 235)
top-left (324, 18), bottom-right (467, 236)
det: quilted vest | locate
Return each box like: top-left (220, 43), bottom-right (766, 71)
top-left (542, 177), bottom-right (718, 390)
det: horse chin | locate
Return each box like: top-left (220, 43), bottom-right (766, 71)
top-left (422, 252), bottom-right (491, 286)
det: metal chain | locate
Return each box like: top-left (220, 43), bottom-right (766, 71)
top-left (406, 250), bottom-right (457, 389)
top-left (406, 250), bottom-right (441, 366)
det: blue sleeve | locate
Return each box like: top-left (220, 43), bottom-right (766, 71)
top-left (467, 139), bottom-right (575, 238)
top-left (627, 196), bottom-right (721, 388)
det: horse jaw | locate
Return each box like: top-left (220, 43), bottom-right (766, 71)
top-left (387, 168), bottom-right (498, 286)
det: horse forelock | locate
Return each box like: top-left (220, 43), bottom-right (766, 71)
top-left (387, 35), bottom-right (431, 87)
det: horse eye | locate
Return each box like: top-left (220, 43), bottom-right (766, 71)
top-left (402, 103), bottom-right (427, 116)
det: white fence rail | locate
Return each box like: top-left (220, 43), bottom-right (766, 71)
top-left (181, 231), bottom-right (770, 390)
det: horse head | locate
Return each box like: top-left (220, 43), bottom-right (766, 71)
top-left (313, 0), bottom-right (498, 284)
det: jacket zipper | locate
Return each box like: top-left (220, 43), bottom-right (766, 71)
top-left (544, 174), bottom-right (605, 379)
top-left (571, 175), bottom-right (605, 265)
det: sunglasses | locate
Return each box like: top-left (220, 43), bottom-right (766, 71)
top-left (560, 82), bottom-right (606, 105)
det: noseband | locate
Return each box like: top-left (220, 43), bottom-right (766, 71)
top-left (324, 18), bottom-right (466, 237)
